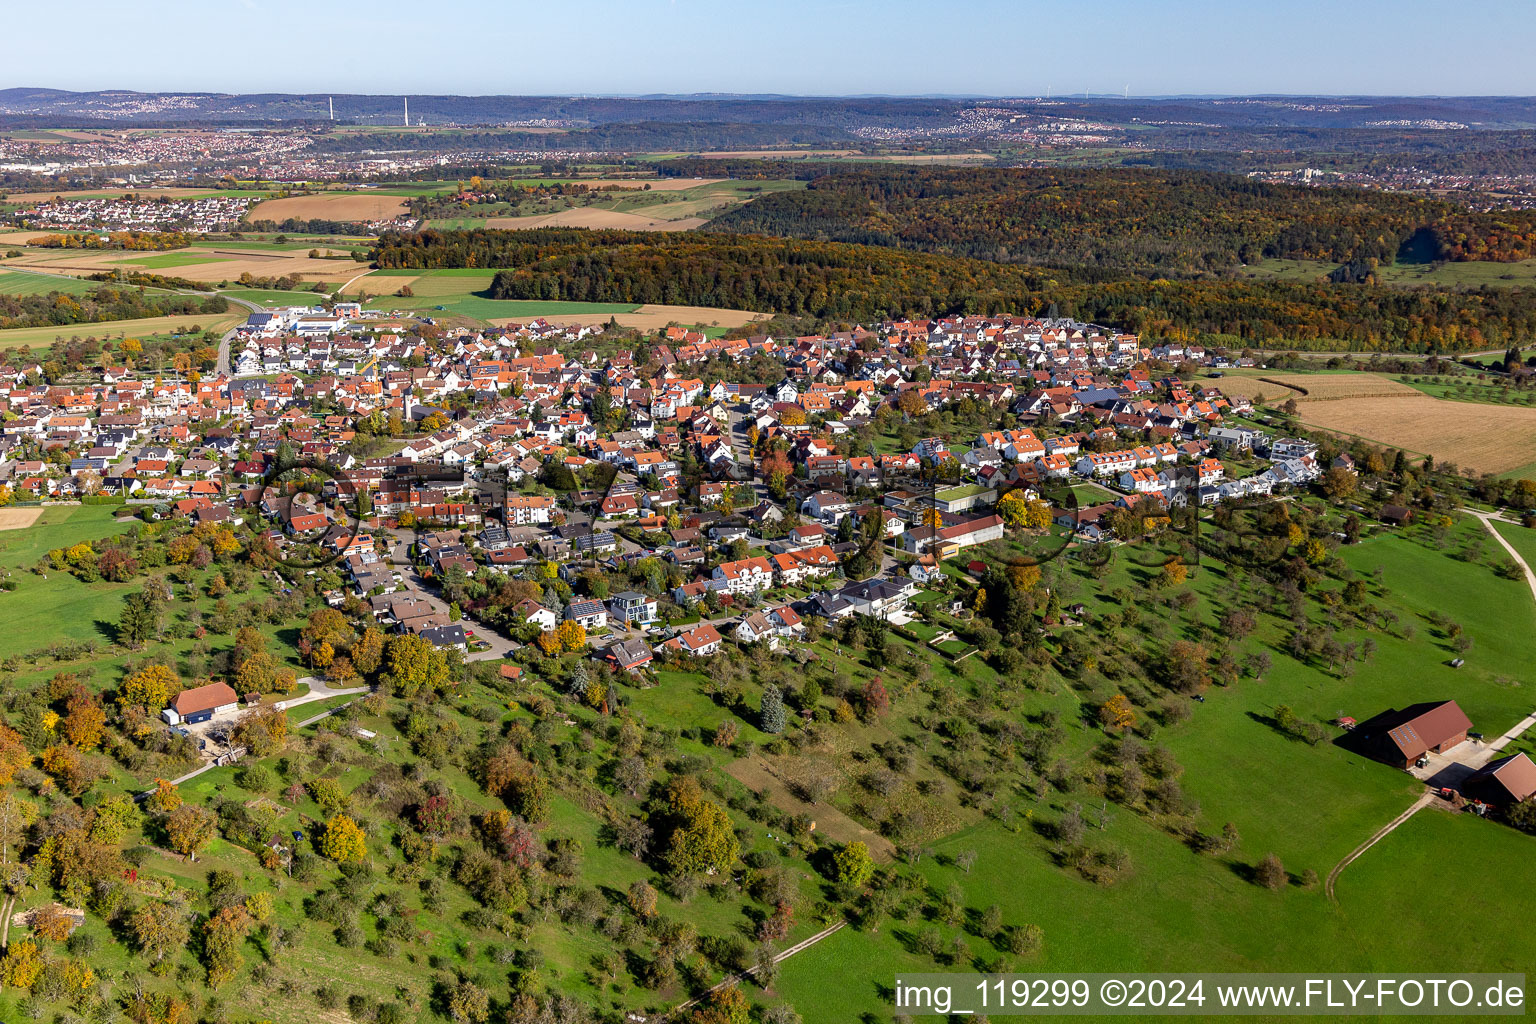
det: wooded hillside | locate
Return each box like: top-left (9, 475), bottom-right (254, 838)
top-left (704, 167), bottom-right (1536, 272)
top-left (371, 229), bottom-right (1536, 351)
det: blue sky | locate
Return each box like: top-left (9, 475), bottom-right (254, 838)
top-left (15, 0), bottom-right (1534, 96)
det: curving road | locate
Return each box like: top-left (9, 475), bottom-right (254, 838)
top-left (1463, 507), bottom-right (1536, 604)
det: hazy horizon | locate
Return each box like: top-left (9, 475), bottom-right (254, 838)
top-left (12, 0), bottom-right (1535, 97)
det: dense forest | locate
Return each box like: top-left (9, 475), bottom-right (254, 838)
top-left (0, 287), bottom-right (228, 331)
top-left (705, 167), bottom-right (1536, 273)
top-left (371, 228), bottom-right (1535, 351)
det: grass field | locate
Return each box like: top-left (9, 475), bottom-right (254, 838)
top-left (0, 310), bottom-right (244, 350)
top-left (220, 286), bottom-right (328, 306)
top-left (771, 518), bottom-right (1536, 1018)
top-left (0, 506), bottom-right (140, 655)
top-left (7, 237), bottom-right (368, 286)
top-left (426, 179), bottom-right (804, 232)
top-left (1399, 374), bottom-right (1536, 408)
top-left (1242, 257), bottom-right (1536, 288)
top-left (0, 269), bottom-right (106, 296)
top-left (1261, 372), bottom-right (1421, 402)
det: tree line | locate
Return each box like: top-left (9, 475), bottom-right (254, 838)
top-left (0, 287), bottom-right (228, 331)
top-left (370, 228), bottom-right (1536, 352)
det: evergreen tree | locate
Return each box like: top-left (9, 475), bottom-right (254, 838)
top-left (760, 684), bottom-right (786, 734)
top-left (117, 591), bottom-right (160, 649)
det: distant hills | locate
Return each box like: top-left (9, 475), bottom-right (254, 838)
top-left (4, 89), bottom-right (1536, 133)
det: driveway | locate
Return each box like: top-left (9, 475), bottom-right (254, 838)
top-left (275, 678), bottom-right (370, 712)
top-left (1407, 710), bottom-right (1536, 785)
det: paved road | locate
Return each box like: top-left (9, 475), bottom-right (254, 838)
top-left (214, 294), bottom-right (265, 377)
top-left (385, 528), bottom-right (520, 661)
top-left (1463, 507), bottom-right (1536, 605)
top-left (275, 678), bottom-right (370, 712)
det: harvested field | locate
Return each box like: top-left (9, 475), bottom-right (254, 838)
top-left (1262, 373), bottom-right (1421, 402)
top-left (0, 508), bottom-right (43, 531)
top-left (248, 193), bottom-right (408, 221)
top-left (484, 208), bottom-right (706, 231)
top-left (0, 231), bottom-right (49, 244)
top-left (1197, 372), bottom-right (1418, 403)
top-left (487, 303), bottom-right (766, 331)
top-left (726, 756), bottom-right (895, 860)
top-left (1297, 395), bottom-right (1536, 474)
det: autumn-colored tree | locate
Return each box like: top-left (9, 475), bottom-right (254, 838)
top-left (1007, 561), bottom-right (1041, 592)
top-left (384, 634), bottom-right (450, 697)
top-left (320, 814), bottom-right (367, 863)
top-left (534, 631), bottom-right (561, 656)
top-left (896, 389), bottom-right (927, 418)
top-left (778, 406), bottom-right (806, 426)
top-left (1098, 694), bottom-right (1137, 731)
top-left (148, 778), bottom-right (181, 814)
top-left (244, 891), bottom-right (274, 924)
top-left (350, 626), bottom-right (385, 676)
top-left (555, 619), bottom-right (587, 652)
top-left (415, 794), bottom-right (455, 839)
top-left (1165, 640), bottom-right (1211, 695)
top-left (61, 692), bottom-right (106, 750)
top-left (0, 725), bottom-right (31, 786)
top-left (1160, 558), bottom-right (1188, 587)
top-left (996, 489), bottom-right (1032, 528)
top-left (667, 795), bottom-right (739, 876)
top-left (301, 607), bottom-right (350, 649)
top-left (118, 664), bottom-right (178, 713)
top-left (307, 777), bottom-right (347, 816)
top-left (232, 704), bottom-right (288, 758)
top-left (448, 979), bottom-right (491, 1024)
top-left (236, 652), bottom-right (282, 694)
top-left (308, 640), bottom-right (334, 670)
top-left (0, 938), bottom-right (41, 988)
top-left (627, 880), bottom-right (659, 919)
top-left (40, 744), bottom-right (94, 796)
top-left (690, 983), bottom-right (752, 1024)
top-left (165, 804), bottom-right (215, 861)
top-left (30, 903), bottom-right (76, 941)
top-left (860, 677), bottom-right (890, 719)
top-left (921, 506), bottom-right (944, 531)
top-left (202, 905), bottom-right (251, 986)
